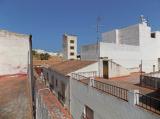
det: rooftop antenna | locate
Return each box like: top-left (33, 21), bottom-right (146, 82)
top-left (146, 17), bottom-right (150, 26)
top-left (140, 15), bottom-right (147, 25)
top-left (95, 16), bottom-right (104, 60)
top-left (96, 16), bottom-right (102, 42)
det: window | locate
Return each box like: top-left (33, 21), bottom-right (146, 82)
top-left (70, 40), bottom-right (74, 43)
top-left (151, 33), bottom-right (156, 38)
top-left (70, 52), bottom-right (74, 56)
top-left (70, 46), bottom-right (74, 50)
top-left (85, 106), bottom-right (94, 119)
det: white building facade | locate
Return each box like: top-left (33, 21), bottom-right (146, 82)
top-left (81, 21), bottom-right (160, 74)
top-left (70, 76), bottom-right (160, 119)
top-left (0, 30), bottom-right (32, 75)
top-left (63, 34), bottom-right (77, 60)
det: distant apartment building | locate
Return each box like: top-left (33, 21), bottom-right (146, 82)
top-left (0, 29), bottom-right (33, 119)
top-left (81, 16), bottom-right (160, 74)
top-left (63, 33), bottom-right (77, 60)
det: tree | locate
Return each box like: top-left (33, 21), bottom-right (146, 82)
top-left (40, 53), bottom-right (50, 60)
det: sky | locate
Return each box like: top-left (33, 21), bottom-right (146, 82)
top-left (0, 0), bottom-right (160, 52)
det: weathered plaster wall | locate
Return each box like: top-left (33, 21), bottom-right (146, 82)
top-left (81, 44), bottom-right (99, 61)
top-left (43, 67), bottom-right (70, 109)
top-left (0, 30), bottom-right (30, 75)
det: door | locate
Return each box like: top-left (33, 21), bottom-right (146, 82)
top-left (103, 60), bottom-right (109, 79)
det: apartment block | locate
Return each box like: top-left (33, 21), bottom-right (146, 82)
top-left (63, 34), bottom-right (77, 60)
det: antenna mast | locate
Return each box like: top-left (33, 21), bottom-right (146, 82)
top-left (96, 16), bottom-right (102, 42)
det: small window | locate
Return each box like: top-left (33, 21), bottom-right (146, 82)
top-left (70, 52), bottom-right (74, 56)
top-left (151, 33), bottom-right (156, 38)
top-left (70, 46), bottom-right (74, 49)
top-left (85, 106), bottom-right (94, 119)
top-left (70, 40), bottom-right (74, 43)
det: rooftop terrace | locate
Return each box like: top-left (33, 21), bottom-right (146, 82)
top-left (71, 72), bottom-right (160, 115)
top-left (0, 74), bottom-right (33, 119)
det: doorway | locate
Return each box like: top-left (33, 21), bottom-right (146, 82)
top-left (103, 60), bottom-right (109, 79)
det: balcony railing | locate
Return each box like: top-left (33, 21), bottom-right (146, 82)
top-left (71, 73), bottom-right (90, 80)
top-left (140, 75), bottom-right (160, 89)
top-left (77, 71), bottom-right (97, 78)
top-left (93, 80), bottom-right (128, 101)
top-left (136, 93), bottom-right (160, 115)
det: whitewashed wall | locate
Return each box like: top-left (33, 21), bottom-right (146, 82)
top-left (43, 67), bottom-right (70, 110)
top-left (0, 30), bottom-right (30, 75)
top-left (70, 79), bottom-right (160, 119)
top-left (102, 30), bottom-right (117, 43)
top-left (102, 24), bottom-right (140, 46)
top-left (81, 23), bottom-right (160, 73)
top-left (81, 44), bottom-right (99, 61)
top-left (99, 42), bottom-right (141, 69)
top-left (72, 62), bottom-right (99, 77)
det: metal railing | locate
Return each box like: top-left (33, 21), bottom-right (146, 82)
top-left (72, 73), bottom-right (90, 80)
top-left (93, 80), bottom-right (128, 101)
top-left (77, 71), bottom-right (97, 78)
top-left (136, 93), bottom-right (160, 115)
top-left (140, 75), bottom-right (160, 89)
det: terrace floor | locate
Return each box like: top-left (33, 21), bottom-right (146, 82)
top-left (0, 74), bottom-right (32, 119)
top-left (80, 72), bottom-right (155, 95)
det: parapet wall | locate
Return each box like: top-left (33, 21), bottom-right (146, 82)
top-left (0, 30), bottom-right (30, 75)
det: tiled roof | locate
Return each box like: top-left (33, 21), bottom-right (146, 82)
top-left (35, 79), bottom-right (72, 119)
top-left (50, 60), bottom-right (96, 75)
top-left (0, 74), bottom-right (33, 119)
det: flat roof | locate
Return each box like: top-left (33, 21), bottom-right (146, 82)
top-left (0, 74), bottom-right (32, 119)
top-left (50, 60), bottom-right (96, 75)
top-left (80, 72), bottom-right (155, 95)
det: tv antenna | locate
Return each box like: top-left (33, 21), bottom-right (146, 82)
top-left (96, 16), bottom-right (103, 42)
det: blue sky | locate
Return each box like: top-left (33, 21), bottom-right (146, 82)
top-left (0, 0), bottom-right (160, 52)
